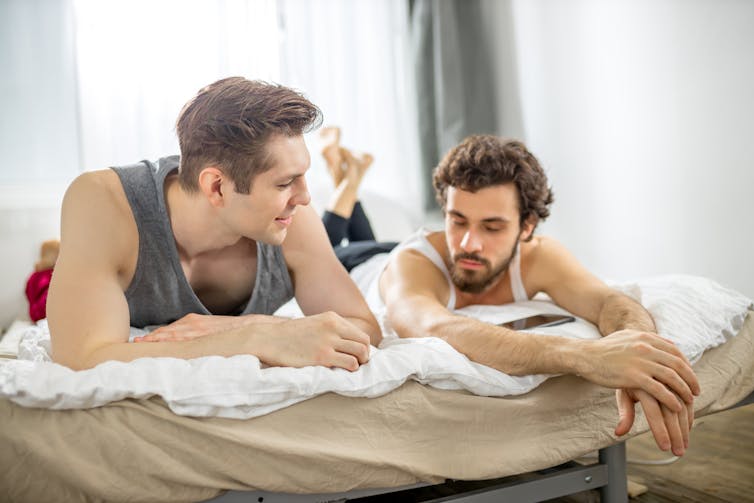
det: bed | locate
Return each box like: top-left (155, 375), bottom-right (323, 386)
top-left (1, 301), bottom-right (752, 502)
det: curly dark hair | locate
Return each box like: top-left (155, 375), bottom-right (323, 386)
top-left (175, 77), bottom-right (322, 194)
top-left (433, 135), bottom-right (554, 238)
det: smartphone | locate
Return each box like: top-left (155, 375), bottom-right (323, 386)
top-left (498, 314), bottom-right (576, 331)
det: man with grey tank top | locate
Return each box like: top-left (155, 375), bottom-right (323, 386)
top-left (47, 77), bottom-right (381, 375)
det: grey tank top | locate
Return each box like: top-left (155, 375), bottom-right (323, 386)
top-left (112, 156), bottom-right (294, 328)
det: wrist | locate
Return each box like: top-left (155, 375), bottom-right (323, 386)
top-left (556, 337), bottom-right (591, 376)
top-left (242, 322), bottom-right (275, 364)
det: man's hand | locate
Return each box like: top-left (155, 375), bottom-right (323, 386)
top-left (615, 388), bottom-right (693, 456)
top-left (579, 329), bottom-right (700, 410)
top-left (258, 312), bottom-right (372, 371)
top-left (136, 311), bottom-right (371, 372)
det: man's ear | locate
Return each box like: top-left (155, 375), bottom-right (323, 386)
top-left (197, 166), bottom-right (230, 207)
top-left (521, 215), bottom-right (538, 241)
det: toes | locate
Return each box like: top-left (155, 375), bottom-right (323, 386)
top-left (319, 126), bottom-right (341, 146)
top-left (359, 153), bottom-right (374, 168)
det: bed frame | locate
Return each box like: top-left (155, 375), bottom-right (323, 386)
top-left (207, 443), bottom-right (627, 502)
top-left (207, 391), bottom-right (754, 503)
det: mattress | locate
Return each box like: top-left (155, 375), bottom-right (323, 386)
top-left (1, 311), bottom-right (752, 503)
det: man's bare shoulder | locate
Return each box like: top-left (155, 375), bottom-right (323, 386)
top-left (523, 235), bottom-right (588, 288)
top-left (64, 169), bottom-right (131, 213)
top-left (60, 169), bottom-right (137, 274)
top-left (66, 169), bottom-right (125, 202)
top-left (389, 230), bottom-right (448, 268)
top-left (381, 234), bottom-right (450, 304)
top-left (391, 230), bottom-right (445, 271)
top-left (522, 235), bottom-right (570, 262)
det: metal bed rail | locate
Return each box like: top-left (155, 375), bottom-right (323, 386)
top-left (208, 442), bottom-right (628, 503)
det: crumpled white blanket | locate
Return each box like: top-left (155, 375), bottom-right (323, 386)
top-left (0, 275), bottom-right (750, 419)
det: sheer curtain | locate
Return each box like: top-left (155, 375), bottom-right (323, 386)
top-left (72, 0), bottom-right (422, 220)
top-left (73, 0), bottom-right (281, 170)
top-left (277, 0), bottom-right (422, 219)
top-left (0, 0), bottom-right (80, 191)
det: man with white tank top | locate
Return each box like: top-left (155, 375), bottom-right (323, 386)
top-left (372, 136), bottom-right (698, 457)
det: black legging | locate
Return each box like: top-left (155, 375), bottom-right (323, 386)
top-left (322, 201), bottom-right (398, 272)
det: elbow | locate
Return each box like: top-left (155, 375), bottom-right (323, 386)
top-left (50, 335), bottom-right (97, 371)
top-left (385, 303), bottom-right (436, 340)
top-left (51, 349), bottom-right (89, 371)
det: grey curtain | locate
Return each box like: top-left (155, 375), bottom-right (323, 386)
top-left (410, 0), bottom-right (500, 210)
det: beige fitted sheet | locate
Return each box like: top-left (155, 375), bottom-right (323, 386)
top-left (2, 312), bottom-right (753, 503)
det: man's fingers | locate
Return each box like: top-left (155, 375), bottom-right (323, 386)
top-left (648, 339), bottom-right (700, 396)
top-left (140, 333), bottom-right (168, 342)
top-left (334, 323), bottom-right (372, 347)
top-left (637, 393), bottom-right (671, 451)
top-left (661, 405), bottom-right (685, 456)
top-left (652, 336), bottom-right (691, 363)
top-left (678, 402), bottom-right (691, 450)
top-left (643, 377), bottom-right (683, 412)
top-left (614, 389), bottom-right (636, 436)
top-left (330, 352), bottom-right (360, 372)
top-left (334, 339), bottom-right (370, 364)
top-left (652, 363), bottom-right (694, 404)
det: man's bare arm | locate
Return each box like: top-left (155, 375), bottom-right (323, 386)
top-left (382, 247), bottom-right (698, 402)
top-left (530, 237), bottom-right (699, 402)
top-left (282, 204), bottom-right (382, 346)
top-left (532, 237), bottom-right (696, 455)
top-left (381, 250), bottom-right (589, 375)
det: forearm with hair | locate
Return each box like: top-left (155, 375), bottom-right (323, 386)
top-left (391, 300), bottom-right (583, 376)
top-left (597, 293), bottom-right (656, 335)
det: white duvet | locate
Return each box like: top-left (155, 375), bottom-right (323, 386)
top-left (0, 275), bottom-right (750, 419)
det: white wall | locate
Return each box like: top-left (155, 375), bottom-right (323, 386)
top-left (496, 0), bottom-right (754, 298)
top-left (0, 0), bottom-right (77, 329)
top-left (0, 205), bottom-right (62, 328)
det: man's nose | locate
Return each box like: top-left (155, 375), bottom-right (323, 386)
top-left (292, 178), bottom-right (311, 206)
top-left (460, 230), bottom-right (482, 253)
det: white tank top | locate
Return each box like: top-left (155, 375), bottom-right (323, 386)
top-left (351, 228), bottom-right (529, 330)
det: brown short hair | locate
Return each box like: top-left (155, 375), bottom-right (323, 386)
top-left (433, 135), bottom-right (554, 237)
top-left (175, 77), bottom-right (322, 194)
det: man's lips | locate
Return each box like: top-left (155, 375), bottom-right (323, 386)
top-left (275, 215), bottom-right (293, 226)
top-left (457, 258), bottom-right (485, 270)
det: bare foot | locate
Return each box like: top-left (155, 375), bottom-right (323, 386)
top-left (320, 126), bottom-right (344, 186)
top-left (342, 148), bottom-right (373, 190)
top-left (356, 152), bottom-right (373, 180)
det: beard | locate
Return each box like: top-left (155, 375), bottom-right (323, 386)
top-left (449, 237), bottom-right (520, 294)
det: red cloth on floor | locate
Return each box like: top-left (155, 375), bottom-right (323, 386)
top-left (25, 268), bottom-right (54, 322)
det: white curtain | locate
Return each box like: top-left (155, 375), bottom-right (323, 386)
top-left (0, 0), bottom-right (80, 189)
top-left (73, 0), bottom-right (281, 171)
top-left (72, 0), bottom-right (422, 219)
top-left (276, 0), bottom-right (422, 219)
